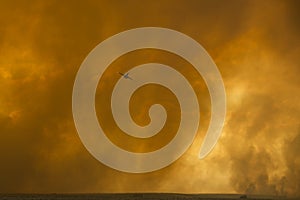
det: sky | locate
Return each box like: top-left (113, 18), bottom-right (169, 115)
top-left (0, 0), bottom-right (299, 196)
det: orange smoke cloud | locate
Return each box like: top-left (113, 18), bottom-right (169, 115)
top-left (0, 0), bottom-right (299, 197)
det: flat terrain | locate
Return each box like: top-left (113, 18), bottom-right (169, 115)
top-left (0, 193), bottom-right (298, 200)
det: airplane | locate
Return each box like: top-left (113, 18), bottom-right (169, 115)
top-left (118, 72), bottom-right (133, 80)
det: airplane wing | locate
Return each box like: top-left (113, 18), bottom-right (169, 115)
top-left (125, 73), bottom-right (133, 80)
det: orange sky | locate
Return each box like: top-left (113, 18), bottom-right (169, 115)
top-left (0, 0), bottom-right (299, 196)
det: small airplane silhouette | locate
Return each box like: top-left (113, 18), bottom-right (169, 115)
top-left (118, 72), bottom-right (133, 80)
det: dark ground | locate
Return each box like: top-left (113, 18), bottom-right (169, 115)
top-left (0, 193), bottom-right (298, 200)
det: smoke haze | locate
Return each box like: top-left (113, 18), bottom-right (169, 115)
top-left (0, 0), bottom-right (299, 196)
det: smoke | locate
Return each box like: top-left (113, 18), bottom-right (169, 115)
top-left (0, 0), bottom-right (299, 196)
top-left (214, 1), bottom-right (300, 195)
